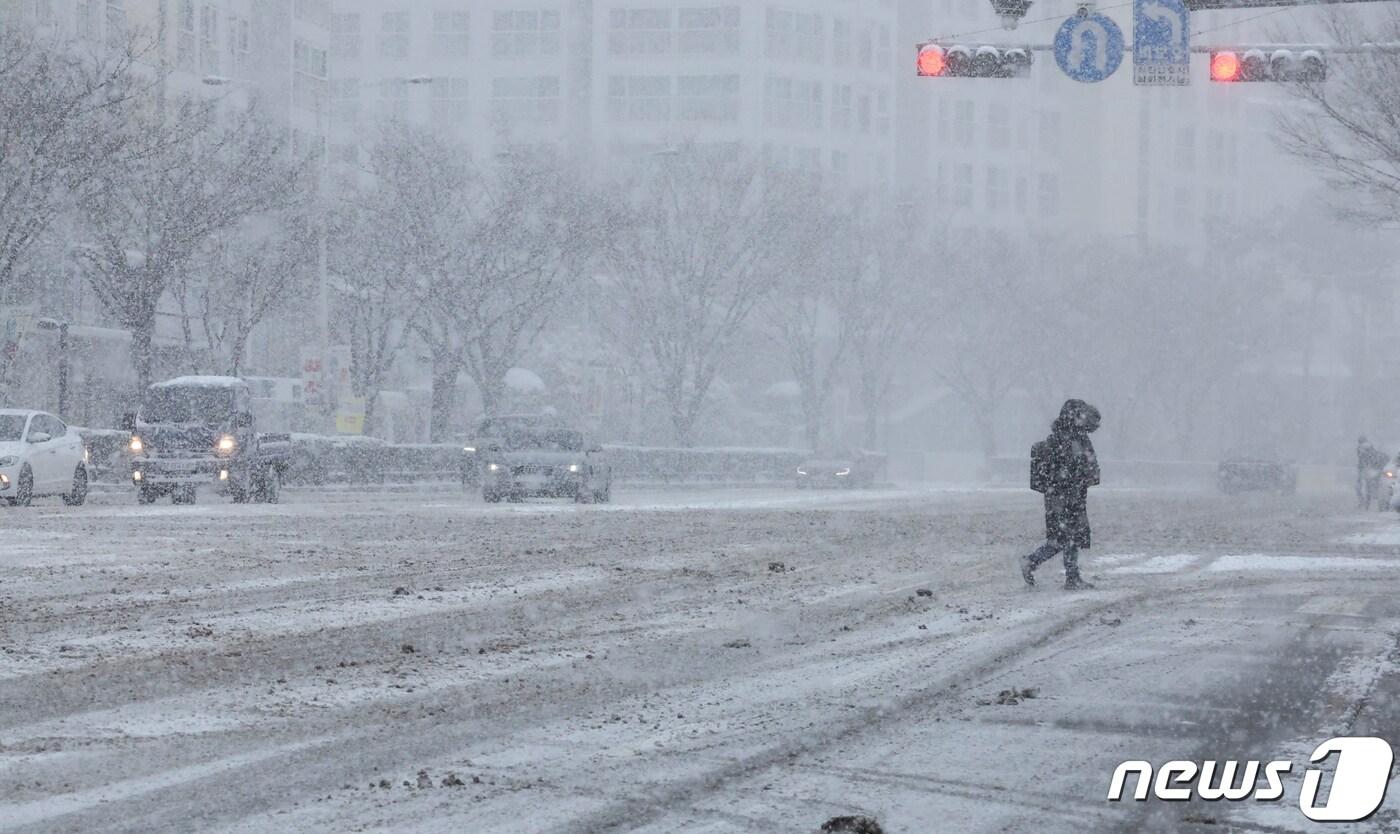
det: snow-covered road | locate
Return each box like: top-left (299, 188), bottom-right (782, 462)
top-left (1, 487), bottom-right (1398, 833)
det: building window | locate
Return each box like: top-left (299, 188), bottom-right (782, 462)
top-left (493, 10), bottom-right (561, 59)
top-left (678, 6), bottom-right (739, 55)
top-left (1175, 126), bottom-right (1195, 171)
top-left (380, 11), bottom-right (410, 60)
top-left (294, 40), bottom-right (327, 80)
top-left (832, 83), bottom-right (852, 131)
top-left (105, 0), bottom-right (125, 48)
top-left (331, 13), bottom-right (361, 61)
top-left (764, 76), bottom-right (822, 131)
top-left (432, 77), bottom-right (469, 131)
top-left (228, 17), bottom-right (250, 73)
top-left (953, 164), bottom-right (973, 209)
top-left (876, 90), bottom-right (890, 136)
top-left (199, 6), bottom-right (219, 74)
top-left (608, 75), bottom-right (671, 123)
top-left (330, 78), bottom-right (360, 127)
top-left (877, 24), bottom-right (892, 71)
top-left (766, 8), bottom-right (822, 62)
top-left (987, 167), bottom-right (1008, 211)
top-left (176, 0), bottom-right (195, 69)
top-left (676, 74), bottom-right (739, 122)
top-left (832, 18), bottom-right (850, 65)
top-left (1038, 173), bottom-right (1060, 215)
top-left (433, 9), bottom-right (469, 58)
top-left (380, 82), bottom-right (409, 123)
top-left (76, 0), bottom-right (99, 40)
top-left (954, 100), bottom-right (974, 146)
top-left (1173, 186), bottom-right (1192, 225)
top-left (988, 102), bottom-right (1009, 150)
top-left (857, 21), bottom-right (873, 68)
top-left (610, 8), bottom-right (673, 55)
top-left (1038, 110), bottom-right (1060, 155)
top-left (492, 76), bottom-right (560, 124)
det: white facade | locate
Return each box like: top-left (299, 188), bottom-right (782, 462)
top-left (5, 0), bottom-right (330, 150)
top-left (325, 0), bottom-right (900, 190)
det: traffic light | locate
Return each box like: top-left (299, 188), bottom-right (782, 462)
top-left (916, 43), bottom-right (1033, 78)
top-left (1209, 48), bottom-right (1326, 82)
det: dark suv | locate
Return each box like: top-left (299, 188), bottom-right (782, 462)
top-left (474, 416), bottom-right (612, 503)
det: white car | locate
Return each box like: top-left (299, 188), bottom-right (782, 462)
top-left (0, 409), bottom-right (89, 507)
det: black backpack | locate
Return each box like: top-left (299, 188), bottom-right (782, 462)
top-left (1030, 440), bottom-right (1051, 493)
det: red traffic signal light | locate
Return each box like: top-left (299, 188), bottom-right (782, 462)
top-left (917, 44), bottom-right (947, 76)
top-left (1210, 51), bottom-right (1241, 81)
top-left (916, 42), bottom-right (1032, 79)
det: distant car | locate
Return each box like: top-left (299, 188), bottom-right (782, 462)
top-left (1217, 457), bottom-right (1297, 495)
top-left (796, 449), bottom-right (885, 489)
top-left (0, 409), bottom-right (89, 507)
top-left (475, 421), bottom-right (612, 503)
top-left (1382, 455), bottom-right (1400, 512)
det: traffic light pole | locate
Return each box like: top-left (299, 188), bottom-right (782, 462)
top-left (977, 41), bottom-right (1400, 53)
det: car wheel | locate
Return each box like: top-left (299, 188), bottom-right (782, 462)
top-left (137, 485), bottom-right (158, 505)
top-left (14, 466), bottom-right (33, 507)
top-left (62, 466), bottom-right (88, 506)
top-left (595, 483), bottom-right (612, 504)
top-left (483, 490), bottom-right (502, 503)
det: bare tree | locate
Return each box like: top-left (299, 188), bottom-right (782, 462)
top-left (931, 230), bottom-right (1044, 461)
top-left (363, 128), bottom-right (589, 437)
top-left (456, 149), bottom-right (590, 420)
top-left (75, 95), bottom-right (306, 392)
top-left (0, 28), bottom-right (144, 294)
top-left (187, 212), bottom-right (317, 376)
top-left (1275, 9), bottom-right (1400, 220)
top-left (600, 146), bottom-right (807, 446)
top-left (844, 191), bottom-right (945, 450)
top-left (765, 207), bottom-right (854, 451)
top-left (327, 197), bottom-right (416, 437)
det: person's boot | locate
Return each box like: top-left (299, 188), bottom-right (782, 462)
top-left (1064, 574), bottom-right (1095, 591)
top-left (1020, 553), bottom-right (1036, 588)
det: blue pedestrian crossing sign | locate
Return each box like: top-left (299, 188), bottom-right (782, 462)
top-left (1054, 12), bottom-right (1125, 83)
top-left (1134, 0), bottom-right (1191, 85)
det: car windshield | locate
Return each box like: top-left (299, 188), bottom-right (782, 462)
top-left (0, 414), bottom-right (24, 442)
top-left (489, 429), bottom-right (584, 452)
top-left (140, 387), bottom-right (235, 424)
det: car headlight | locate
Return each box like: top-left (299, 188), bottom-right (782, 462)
top-left (463, 446), bottom-right (476, 453)
top-left (568, 463), bottom-right (582, 473)
top-left (797, 468), bottom-right (808, 476)
top-left (836, 468), bottom-right (851, 477)
top-left (217, 435), bottom-right (236, 453)
top-left (0, 456), bottom-right (16, 467)
top-left (129, 436), bottom-right (144, 454)
top-left (487, 463), bottom-right (502, 473)
top-left (1388, 471), bottom-right (1396, 479)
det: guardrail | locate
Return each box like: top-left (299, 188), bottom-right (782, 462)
top-left (77, 429), bottom-right (810, 489)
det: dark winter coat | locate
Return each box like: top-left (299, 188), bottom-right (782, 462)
top-left (1035, 400), bottom-right (1101, 549)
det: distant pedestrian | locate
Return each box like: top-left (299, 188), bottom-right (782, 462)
top-left (1357, 436), bottom-right (1387, 510)
top-left (1022, 399), bottom-right (1102, 591)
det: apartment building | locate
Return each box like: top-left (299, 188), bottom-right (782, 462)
top-left (325, 1), bottom-right (900, 190)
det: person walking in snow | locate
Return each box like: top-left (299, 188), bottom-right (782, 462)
top-left (1021, 399), bottom-right (1102, 591)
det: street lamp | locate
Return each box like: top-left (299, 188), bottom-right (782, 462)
top-left (35, 318), bottom-right (69, 420)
